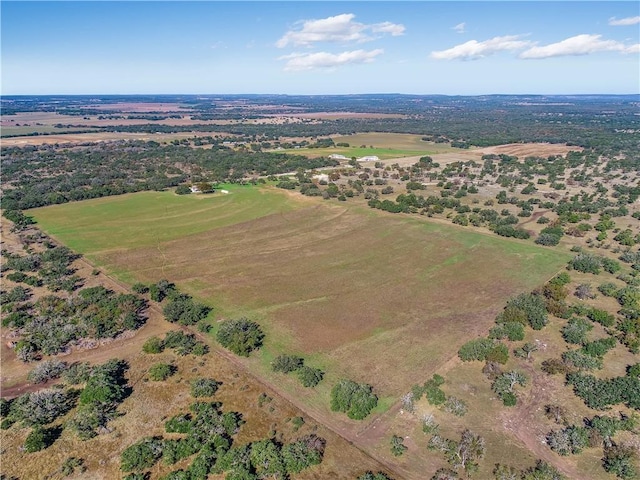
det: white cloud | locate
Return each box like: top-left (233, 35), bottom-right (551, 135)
top-left (276, 13), bottom-right (404, 48)
top-left (608, 16), bottom-right (640, 26)
top-left (431, 35), bottom-right (532, 60)
top-left (520, 34), bottom-right (633, 59)
top-left (279, 49), bottom-right (384, 71)
top-left (624, 43), bottom-right (640, 54)
top-left (371, 21), bottom-right (405, 36)
top-left (453, 22), bottom-right (466, 34)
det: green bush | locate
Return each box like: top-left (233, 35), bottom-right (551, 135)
top-left (501, 392), bottom-right (517, 406)
top-left (390, 435), bottom-right (407, 456)
top-left (458, 338), bottom-right (496, 361)
top-left (121, 437), bottom-right (164, 472)
top-left (142, 336), bottom-right (165, 354)
top-left (163, 294), bottom-right (211, 326)
top-left (24, 425), bottom-right (56, 453)
top-left (357, 472), bottom-right (394, 480)
top-left (562, 350), bottom-right (603, 370)
top-left (330, 379), bottom-right (378, 420)
top-left (216, 318), bottom-right (264, 356)
top-left (271, 354), bottom-right (304, 373)
top-left (281, 434), bottom-right (325, 473)
top-left (598, 282), bottom-right (619, 297)
top-left (62, 362), bottom-right (93, 385)
top-left (489, 322), bottom-right (525, 341)
top-left (501, 292), bottom-right (548, 330)
top-left (61, 457), bottom-right (85, 476)
top-left (562, 318), bottom-right (593, 345)
top-left (536, 233), bottom-right (561, 246)
top-left (581, 337), bottom-right (616, 358)
top-left (297, 366), bottom-right (324, 387)
top-left (148, 363), bottom-right (176, 381)
top-left (603, 444), bottom-right (638, 480)
top-left (190, 378), bottom-right (220, 398)
top-left (587, 308), bottom-right (616, 327)
top-left (569, 253), bottom-right (602, 274)
top-left (486, 343), bottom-right (509, 364)
top-left (0, 398), bottom-right (11, 417)
top-left (162, 331), bottom-right (208, 356)
top-left (503, 322), bottom-right (525, 341)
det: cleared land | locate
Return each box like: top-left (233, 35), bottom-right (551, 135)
top-left (27, 185), bottom-right (575, 478)
top-left (277, 133), bottom-right (458, 160)
top-left (0, 220), bottom-right (388, 480)
top-left (30, 186), bottom-right (570, 397)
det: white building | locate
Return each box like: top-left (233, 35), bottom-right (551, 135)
top-left (312, 174), bottom-right (330, 183)
top-left (358, 155), bottom-right (380, 162)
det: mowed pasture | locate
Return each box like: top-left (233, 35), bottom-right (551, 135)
top-left (30, 185), bottom-right (302, 264)
top-left (277, 132), bottom-right (458, 160)
top-left (30, 186), bottom-right (570, 399)
top-left (331, 132), bottom-right (452, 151)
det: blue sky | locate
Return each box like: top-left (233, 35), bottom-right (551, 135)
top-left (2, 1), bottom-right (639, 95)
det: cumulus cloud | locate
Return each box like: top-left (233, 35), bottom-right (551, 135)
top-left (276, 13), bottom-right (404, 48)
top-left (279, 49), bottom-right (384, 71)
top-left (430, 35), bottom-right (532, 60)
top-left (520, 34), bottom-right (635, 59)
top-left (452, 22), bottom-right (466, 34)
top-left (371, 21), bottom-right (405, 36)
top-left (608, 16), bottom-right (640, 26)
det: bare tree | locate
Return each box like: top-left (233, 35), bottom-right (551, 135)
top-left (575, 283), bottom-right (596, 300)
top-left (544, 404), bottom-right (568, 425)
top-left (401, 392), bottom-right (415, 413)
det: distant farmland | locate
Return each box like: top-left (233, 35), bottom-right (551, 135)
top-left (30, 186), bottom-right (570, 399)
top-left (276, 132), bottom-right (458, 159)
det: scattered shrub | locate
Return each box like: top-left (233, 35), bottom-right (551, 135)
top-left (272, 354), bottom-right (304, 373)
top-left (216, 318), bottom-right (264, 356)
top-left (27, 360), bottom-right (68, 384)
top-left (330, 379), bottom-right (378, 420)
top-left (297, 366), bottom-right (324, 387)
top-left (190, 378), bottom-right (220, 398)
top-left (148, 363), bottom-right (176, 381)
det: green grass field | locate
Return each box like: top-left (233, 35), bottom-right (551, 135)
top-left (30, 186), bottom-right (571, 399)
top-left (273, 132), bottom-right (459, 160)
top-left (279, 146), bottom-right (429, 160)
top-left (30, 184), bottom-right (302, 254)
top-left (28, 185), bottom-right (577, 479)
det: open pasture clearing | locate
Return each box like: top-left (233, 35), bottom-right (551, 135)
top-left (476, 142), bottom-right (583, 158)
top-left (362, 141), bottom-right (583, 170)
top-left (31, 186), bottom-right (570, 399)
top-left (332, 132), bottom-right (451, 152)
top-left (0, 217), bottom-right (388, 480)
top-left (275, 133), bottom-right (458, 160)
top-left (282, 146), bottom-right (430, 160)
top-left (29, 185), bottom-right (302, 257)
top-left (0, 131), bottom-right (228, 146)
